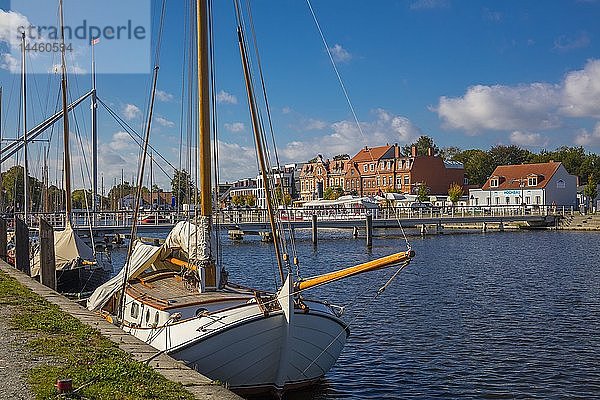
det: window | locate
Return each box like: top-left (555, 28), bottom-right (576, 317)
top-left (490, 178), bottom-right (499, 187)
top-left (404, 176), bottom-right (409, 185)
top-left (535, 196), bottom-right (541, 204)
top-left (370, 163), bottom-right (375, 171)
top-left (505, 197), bottom-right (510, 204)
top-left (364, 164), bottom-right (368, 172)
top-left (382, 177), bottom-right (386, 185)
top-left (130, 302), bottom-right (139, 319)
top-left (528, 176), bottom-right (537, 186)
top-left (495, 197), bottom-right (500, 205)
top-left (557, 179), bottom-right (565, 189)
top-left (464, 177), bottom-right (469, 185)
top-left (525, 196), bottom-right (531, 204)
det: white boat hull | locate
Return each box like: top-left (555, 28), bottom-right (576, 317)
top-left (125, 299), bottom-right (348, 392)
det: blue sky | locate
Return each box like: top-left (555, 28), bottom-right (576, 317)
top-left (1, 0), bottom-right (600, 191)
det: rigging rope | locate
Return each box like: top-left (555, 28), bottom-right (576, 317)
top-left (306, 0), bottom-right (412, 251)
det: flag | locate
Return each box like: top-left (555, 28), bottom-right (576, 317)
top-left (91, 37), bottom-right (100, 46)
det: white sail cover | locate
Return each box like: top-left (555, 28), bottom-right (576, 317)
top-left (31, 225), bottom-right (96, 277)
top-left (87, 221), bottom-right (207, 311)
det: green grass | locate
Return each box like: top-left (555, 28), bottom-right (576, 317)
top-left (0, 271), bottom-right (195, 400)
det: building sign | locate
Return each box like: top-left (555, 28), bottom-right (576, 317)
top-left (503, 190), bottom-right (520, 195)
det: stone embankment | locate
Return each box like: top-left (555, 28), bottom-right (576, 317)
top-left (0, 261), bottom-right (242, 400)
top-left (558, 213), bottom-right (600, 231)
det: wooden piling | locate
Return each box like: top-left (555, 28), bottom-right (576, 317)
top-left (366, 214), bottom-right (373, 247)
top-left (39, 218), bottom-right (56, 290)
top-left (311, 214), bottom-right (318, 245)
top-left (15, 217), bottom-right (30, 275)
top-left (0, 217), bottom-right (6, 261)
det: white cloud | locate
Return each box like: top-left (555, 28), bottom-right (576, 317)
top-left (509, 131), bottom-right (548, 147)
top-left (329, 44), bottom-right (352, 63)
top-left (155, 116), bottom-right (175, 128)
top-left (410, 0), bottom-right (450, 10)
top-left (123, 104), bottom-right (142, 120)
top-left (554, 32), bottom-right (590, 52)
top-left (436, 83), bottom-right (561, 133)
top-left (574, 122), bottom-right (600, 146)
top-left (109, 131), bottom-right (137, 151)
top-left (304, 119), bottom-right (327, 130)
top-left (0, 10), bottom-right (30, 49)
top-left (561, 59), bottom-right (600, 118)
top-left (217, 90), bottom-right (238, 105)
top-left (156, 90), bottom-right (174, 102)
top-left (216, 141), bottom-right (257, 181)
top-left (279, 108), bottom-right (422, 162)
top-left (434, 59), bottom-right (600, 135)
top-left (224, 122), bottom-right (245, 133)
top-left (282, 106), bottom-right (292, 114)
top-left (0, 53), bottom-right (19, 73)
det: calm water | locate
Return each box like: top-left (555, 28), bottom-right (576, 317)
top-left (113, 229), bottom-right (600, 399)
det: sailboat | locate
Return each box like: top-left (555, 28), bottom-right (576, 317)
top-left (88, 0), bottom-right (414, 394)
top-left (30, 0), bottom-right (111, 294)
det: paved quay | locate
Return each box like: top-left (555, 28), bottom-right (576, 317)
top-left (0, 261), bottom-right (242, 400)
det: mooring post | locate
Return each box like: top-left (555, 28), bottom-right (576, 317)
top-left (420, 224), bottom-right (426, 236)
top-left (15, 217), bottom-right (30, 275)
top-left (499, 221), bottom-right (504, 232)
top-left (39, 218), bottom-right (56, 290)
top-left (0, 217), bottom-right (6, 261)
top-left (482, 222), bottom-right (487, 233)
top-left (352, 226), bottom-right (359, 238)
top-left (366, 213), bottom-right (373, 247)
top-left (311, 214), bottom-right (318, 245)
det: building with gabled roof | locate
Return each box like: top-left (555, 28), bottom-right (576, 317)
top-left (470, 161), bottom-right (577, 207)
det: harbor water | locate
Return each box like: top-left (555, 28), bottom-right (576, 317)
top-left (112, 229), bottom-right (600, 399)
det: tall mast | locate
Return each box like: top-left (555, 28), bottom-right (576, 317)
top-left (0, 85), bottom-right (3, 211)
top-left (91, 38), bottom-right (98, 218)
top-left (59, 0), bottom-right (72, 224)
top-left (196, 0), bottom-right (218, 291)
top-left (21, 32), bottom-right (29, 221)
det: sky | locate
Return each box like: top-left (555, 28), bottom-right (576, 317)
top-left (1, 0), bottom-right (600, 192)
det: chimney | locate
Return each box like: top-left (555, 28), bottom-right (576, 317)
top-left (411, 145), bottom-right (416, 157)
top-left (427, 147), bottom-right (433, 156)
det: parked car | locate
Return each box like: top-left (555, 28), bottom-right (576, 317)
top-left (409, 202), bottom-right (440, 212)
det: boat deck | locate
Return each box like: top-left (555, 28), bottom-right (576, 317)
top-left (127, 271), bottom-right (255, 311)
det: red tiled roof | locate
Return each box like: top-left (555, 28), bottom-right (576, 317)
top-left (351, 145), bottom-right (392, 162)
top-left (482, 162), bottom-right (562, 190)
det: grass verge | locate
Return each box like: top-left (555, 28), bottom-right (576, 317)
top-left (0, 270), bottom-right (195, 400)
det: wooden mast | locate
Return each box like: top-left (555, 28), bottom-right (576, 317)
top-left (59, 0), bottom-right (72, 225)
top-left (196, 0), bottom-right (218, 290)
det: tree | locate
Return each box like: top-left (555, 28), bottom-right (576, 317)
top-left (72, 189), bottom-right (92, 209)
top-left (417, 183), bottom-right (430, 202)
top-left (107, 181), bottom-right (134, 210)
top-left (452, 149), bottom-right (493, 186)
top-left (244, 194), bottom-right (256, 207)
top-left (231, 195), bottom-right (244, 207)
top-left (488, 145), bottom-right (534, 167)
top-left (171, 169), bottom-right (196, 207)
top-left (402, 135), bottom-right (439, 156)
top-left (448, 182), bottom-right (463, 205)
top-left (1, 165), bottom-right (43, 212)
top-left (323, 186), bottom-right (344, 200)
top-left (584, 174), bottom-right (598, 209)
top-left (439, 146), bottom-right (462, 161)
top-left (274, 186), bottom-right (292, 206)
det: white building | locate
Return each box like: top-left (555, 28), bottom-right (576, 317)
top-left (469, 162), bottom-right (577, 208)
top-left (256, 164), bottom-right (296, 209)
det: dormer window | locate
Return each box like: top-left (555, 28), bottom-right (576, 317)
top-left (527, 176), bottom-right (537, 186)
top-left (490, 178), bottom-right (499, 188)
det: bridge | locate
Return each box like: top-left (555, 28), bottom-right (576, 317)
top-left (16, 204), bottom-right (570, 244)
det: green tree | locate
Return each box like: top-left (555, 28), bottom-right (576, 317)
top-left (402, 135), bottom-right (439, 156)
top-left (72, 189), bottom-right (92, 209)
top-left (107, 181), bottom-right (134, 210)
top-left (333, 154), bottom-right (350, 161)
top-left (417, 183), bottom-right (430, 202)
top-left (231, 195), bottom-right (243, 207)
top-left (323, 186), bottom-right (343, 200)
top-left (244, 194), bottom-right (256, 207)
top-left (584, 174), bottom-right (598, 208)
top-left (171, 169), bottom-right (196, 207)
top-left (488, 145), bottom-right (534, 167)
top-left (1, 165), bottom-right (43, 212)
top-left (439, 146), bottom-right (462, 161)
top-left (452, 149), bottom-right (493, 186)
top-left (448, 182), bottom-right (463, 205)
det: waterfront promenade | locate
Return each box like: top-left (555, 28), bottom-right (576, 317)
top-left (0, 261), bottom-right (241, 400)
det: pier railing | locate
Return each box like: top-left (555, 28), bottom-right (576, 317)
top-left (8, 204), bottom-right (573, 231)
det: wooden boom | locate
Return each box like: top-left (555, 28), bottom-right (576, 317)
top-left (295, 250), bottom-right (415, 292)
